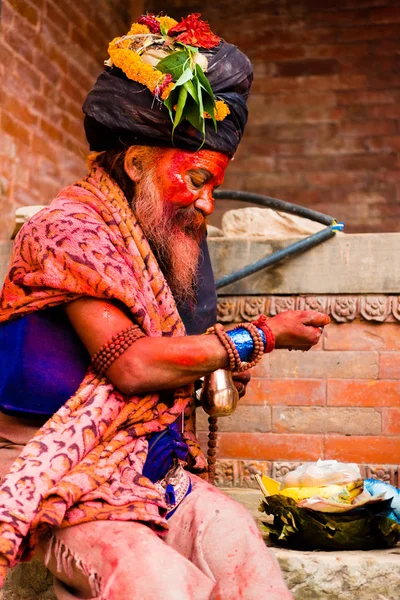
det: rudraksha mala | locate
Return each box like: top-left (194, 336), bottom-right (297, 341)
top-left (207, 416), bottom-right (218, 485)
top-left (205, 322), bottom-right (265, 372)
top-left (91, 324), bottom-right (146, 375)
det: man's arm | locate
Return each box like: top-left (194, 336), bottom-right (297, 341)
top-left (65, 297), bottom-right (228, 395)
top-left (65, 297), bottom-right (329, 396)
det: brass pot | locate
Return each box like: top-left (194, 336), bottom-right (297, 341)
top-left (200, 369), bottom-right (239, 417)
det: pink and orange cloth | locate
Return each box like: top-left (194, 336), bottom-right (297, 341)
top-left (0, 168), bottom-right (206, 584)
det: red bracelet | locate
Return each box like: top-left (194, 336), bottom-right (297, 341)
top-left (251, 315), bottom-right (275, 354)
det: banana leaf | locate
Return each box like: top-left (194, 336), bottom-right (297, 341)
top-left (260, 494), bottom-right (400, 550)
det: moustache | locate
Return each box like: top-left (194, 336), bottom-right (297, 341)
top-left (172, 207), bottom-right (207, 232)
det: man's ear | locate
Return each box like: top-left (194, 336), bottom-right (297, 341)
top-left (124, 147), bottom-right (142, 184)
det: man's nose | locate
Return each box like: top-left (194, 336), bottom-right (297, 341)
top-left (194, 189), bottom-right (214, 216)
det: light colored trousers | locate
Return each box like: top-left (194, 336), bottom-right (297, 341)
top-left (36, 474), bottom-right (293, 600)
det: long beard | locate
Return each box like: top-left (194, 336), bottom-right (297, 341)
top-left (132, 170), bottom-right (206, 305)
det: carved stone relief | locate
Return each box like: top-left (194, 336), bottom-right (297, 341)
top-left (214, 460), bottom-right (397, 488)
top-left (360, 296), bottom-right (392, 322)
top-left (239, 460), bottom-right (271, 488)
top-left (217, 295), bottom-right (400, 323)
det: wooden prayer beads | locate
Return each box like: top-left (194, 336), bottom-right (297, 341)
top-left (91, 324), bottom-right (146, 375)
top-left (205, 322), bottom-right (266, 373)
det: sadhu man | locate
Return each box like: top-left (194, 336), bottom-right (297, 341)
top-left (0, 14), bottom-right (329, 599)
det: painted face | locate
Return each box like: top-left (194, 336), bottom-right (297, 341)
top-left (154, 148), bottom-right (230, 216)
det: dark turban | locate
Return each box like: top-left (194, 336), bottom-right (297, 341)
top-left (82, 41), bottom-right (253, 157)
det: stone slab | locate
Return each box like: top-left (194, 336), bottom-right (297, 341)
top-left (208, 233), bottom-right (400, 294)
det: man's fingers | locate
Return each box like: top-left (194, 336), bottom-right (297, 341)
top-left (302, 312), bottom-right (330, 327)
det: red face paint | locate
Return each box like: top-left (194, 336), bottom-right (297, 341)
top-left (154, 149), bottom-right (229, 214)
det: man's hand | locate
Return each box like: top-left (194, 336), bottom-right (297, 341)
top-left (266, 310), bottom-right (330, 351)
top-left (232, 370), bottom-right (251, 398)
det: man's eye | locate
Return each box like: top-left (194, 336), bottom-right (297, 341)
top-left (190, 176), bottom-right (205, 188)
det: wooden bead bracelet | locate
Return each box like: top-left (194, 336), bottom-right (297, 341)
top-left (205, 322), bottom-right (266, 372)
top-left (91, 324), bottom-right (145, 375)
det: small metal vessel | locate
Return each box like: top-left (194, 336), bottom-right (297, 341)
top-left (200, 369), bottom-right (239, 417)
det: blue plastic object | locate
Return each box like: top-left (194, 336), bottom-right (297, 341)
top-left (364, 478), bottom-right (400, 524)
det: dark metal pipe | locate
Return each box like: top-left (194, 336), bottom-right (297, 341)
top-left (213, 190), bottom-right (335, 226)
top-left (215, 226), bottom-right (336, 290)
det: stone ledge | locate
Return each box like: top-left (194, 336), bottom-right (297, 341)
top-left (208, 233), bottom-right (400, 294)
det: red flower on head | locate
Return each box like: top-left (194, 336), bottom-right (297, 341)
top-left (137, 14), bottom-right (161, 34)
top-left (167, 13), bottom-right (221, 49)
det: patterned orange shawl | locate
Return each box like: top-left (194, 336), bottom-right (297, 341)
top-left (0, 168), bottom-right (206, 583)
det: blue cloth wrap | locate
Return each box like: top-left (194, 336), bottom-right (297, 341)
top-left (226, 327), bottom-right (266, 362)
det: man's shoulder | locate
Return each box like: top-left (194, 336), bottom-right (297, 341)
top-left (29, 183), bottom-right (105, 226)
top-left (15, 183), bottom-right (111, 248)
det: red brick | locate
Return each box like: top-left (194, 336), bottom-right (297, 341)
top-left (279, 154), bottom-right (397, 172)
top-left (251, 74), bottom-right (367, 94)
top-left (272, 407), bottom-right (381, 435)
top-left (46, 2), bottom-right (70, 33)
top-left (365, 137), bottom-right (400, 152)
top-left (2, 112), bottom-right (31, 145)
top-left (304, 171), bottom-right (365, 187)
top-left (40, 119), bottom-right (63, 144)
top-left (381, 408), bottom-right (400, 435)
top-left (251, 44), bottom-right (305, 62)
top-left (339, 24), bottom-right (400, 43)
top-left (337, 90), bottom-right (396, 106)
top-left (368, 105), bottom-right (400, 119)
top-left (324, 322), bottom-right (400, 351)
top-left (275, 59), bottom-right (339, 78)
top-left (379, 354), bottom-right (400, 379)
top-left (242, 379), bottom-right (326, 406)
top-left (13, 56), bottom-right (42, 91)
top-left (196, 405), bottom-right (271, 433)
top-left (308, 9), bottom-right (370, 28)
top-left (325, 435), bottom-right (400, 464)
top-left (2, 93), bottom-right (37, 127)
top-left (31, 134), bottom-right (57, 163)
top-left (33, 50), bottom-right (61, 84)
top-left (341, 120), bottom-right (397, 137)
top-left (217, 432), bottom-right (324, 461)
top-left (370, 7), bottom-right (400, 23)
top-left (305, 43), bottom-right (369, 60)
top-left (3, 28), bottom-right (34, 63)
top-left (369, 39), bottom-right (400, 56)
top-left (8, 0), bottom-right (38, 26)
top-left (61, 77), bottom-right (86, 105)
top-left (327, 379), bottom-right (400, 407)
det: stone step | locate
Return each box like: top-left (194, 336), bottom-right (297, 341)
top-left (1, 489), bottom-right (400, 599)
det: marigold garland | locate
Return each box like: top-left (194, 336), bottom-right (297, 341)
top-left (157, 16), bottom-right (178, 30)
top-left (127, 23), bottom-right (150, 36)
top-left (108, 45), bottom-right (166, 95)
top-left (107, 13), bottom-right (230, 136)
top-left (212, 100), bottom-right (231, 121)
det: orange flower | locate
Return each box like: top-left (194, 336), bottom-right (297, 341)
top-left (108, 46), bottom-right (164, 94)
top-left (157, 16), bottom-right (178, 31)
top-left (127, 23), bottom-right (150, 36)
top-left (204, 100), bottom-right (230, 121)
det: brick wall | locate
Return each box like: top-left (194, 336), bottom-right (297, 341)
top-left (197, 315), bottom-right (400, 486)
top-left (0, 0), bottom-right (132, 242)
top-left (146, 0), bottom-right (400, 233)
